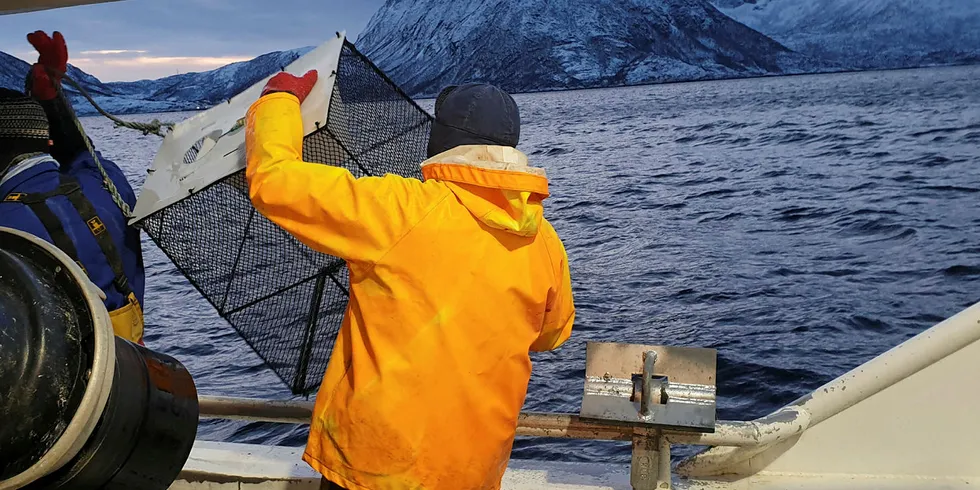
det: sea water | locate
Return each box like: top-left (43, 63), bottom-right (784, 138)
top-left (84, 64), bottom-right (980, 463)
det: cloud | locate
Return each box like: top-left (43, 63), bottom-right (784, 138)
top-left (78, 49), bottom-right (148, 55)
top-left (0, 0), bottom-right (386, 81)
top-left (69, 54), bottom-right (256, 80)
top-left (70, 49), bottom-right (253, 77)
top-left (99, 55), bottom-right (253, 67)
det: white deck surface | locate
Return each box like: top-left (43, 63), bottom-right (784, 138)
top-left (169, 440), bottom-right (980, 490)
top-left (170, 440), bottom-right (632, 489)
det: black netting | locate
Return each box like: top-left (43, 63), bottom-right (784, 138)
top-left (139, 41), bottom-right (432, 395)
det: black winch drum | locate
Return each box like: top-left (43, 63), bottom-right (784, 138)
top-left (0, 227), bottom-right (199, 490)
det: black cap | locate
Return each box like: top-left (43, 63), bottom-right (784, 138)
top-left (427, 83), bottom-right (520, 158)
top-left (0, 88), bottom-right (49, 141)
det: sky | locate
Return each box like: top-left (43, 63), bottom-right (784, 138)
top-left (0, 0), bottom-right (385, 81)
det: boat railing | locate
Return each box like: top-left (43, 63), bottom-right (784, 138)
top-left (196, 300), bottom-right (980, 489)
top-left (197, 394), bottom-right (809, 447)
top-left (196, 394), bottom-right (810, 490)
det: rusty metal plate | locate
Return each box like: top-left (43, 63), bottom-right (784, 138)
top-left (580, 342), bottom-right (717, 432)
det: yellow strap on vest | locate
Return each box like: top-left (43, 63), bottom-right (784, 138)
top-left (109, 293), bottom-right (144, 345)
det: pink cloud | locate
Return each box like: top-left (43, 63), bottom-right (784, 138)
top-left (78, 49), bottom-right (148, 55)
top-left (68, 53), bottom-right (254, 81)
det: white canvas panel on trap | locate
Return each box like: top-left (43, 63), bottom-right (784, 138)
top-left (131, 34), bottom-right (431, 395)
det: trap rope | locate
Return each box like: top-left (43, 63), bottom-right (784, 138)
top-left (47, 67), bottom-right (176, 218)
top-left (58, 71), bottom-right (174, 137)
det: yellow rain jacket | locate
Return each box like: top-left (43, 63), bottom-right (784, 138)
top-left (245, 92), bottom-right (575, 490)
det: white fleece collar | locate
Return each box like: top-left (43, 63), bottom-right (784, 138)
top-left (420, 145), bottom-right (547, 178)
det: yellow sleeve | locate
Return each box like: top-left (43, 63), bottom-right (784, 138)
top-left (245, 92), bottom-right (440, 265)
top-left (531, 234), bottom-right (575, 352)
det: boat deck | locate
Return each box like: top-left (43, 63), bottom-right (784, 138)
top-left (175, 298), bottom-right (980, 489)
top-left (170, 441), bottom-right (980, 490)
top-left (172, 440), bottom-right (631, 489)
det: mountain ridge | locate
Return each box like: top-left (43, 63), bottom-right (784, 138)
top-left (715, 0), bottom-right (980, 69)
top-left (0, 47), bottom-right (313, 116)
top-left (356, 0), bottom-right (823, 97)
top-left (0, 0), bottom-right (978, 115)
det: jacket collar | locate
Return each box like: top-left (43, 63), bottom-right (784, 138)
top-left (0, 154), bottom-right (58, 190)
top-left (418, 145), bottom-right (549, 237)
top-left (419, 145), bottom-right (549, 196)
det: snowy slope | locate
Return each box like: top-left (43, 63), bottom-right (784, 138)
top-left (105, 47), bottom-right (313, 106)
top-left (0, 52), bottom-right (123, 110)
top-left (357, 0), bottom-right (822, 97)
top-left (717, 0), bottom-right (980, 69)
top-left (0, 47), bottom-right (313, 116)
top-left (712, 0), bottom-right (747, 7)
top-left (0, 51), bottom-right (31, 92)
top-left (65, 64), bottom-right (116, 96)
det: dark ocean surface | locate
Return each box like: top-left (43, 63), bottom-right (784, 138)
top-left (84, 64), bottom-right (980, 464)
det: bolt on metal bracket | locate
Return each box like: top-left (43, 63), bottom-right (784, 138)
top-left (580, 342), bottom-right (717, 432)
top-left (579, 342), bottom-right (718, 490)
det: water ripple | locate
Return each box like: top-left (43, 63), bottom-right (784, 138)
top-left (82, 65), bottom-right (980, 463)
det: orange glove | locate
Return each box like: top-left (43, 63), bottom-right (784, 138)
top-left (26, 30), bottom-right (69, 101)
top-left (261, 70), bottom-right (318, 103)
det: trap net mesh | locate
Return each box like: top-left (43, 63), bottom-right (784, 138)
top-left (139, 41), bottom-right (431, 395)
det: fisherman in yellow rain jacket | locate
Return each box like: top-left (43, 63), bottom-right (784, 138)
top-left (245, 70), bottom-right (576, 490)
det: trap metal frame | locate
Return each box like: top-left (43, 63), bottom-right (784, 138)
top-left (130, 33), bottom-right (433, 396)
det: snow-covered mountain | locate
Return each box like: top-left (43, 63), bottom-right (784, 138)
top-left (3, 0), bottom-right (977, 115)
top-left (0, 51), bottom-right (124, 111)
top-left (716, 0), bottom-right (980, 69)
top-left (356, 0), bottom-right (822, 97)
top-left (1, 51), bottom-right (32, 92)
top-left (104, 48), bottom-right (312, 106)
top-left (0, 47), bottom-right (312, 116)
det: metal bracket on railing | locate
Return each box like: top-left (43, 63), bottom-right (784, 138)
top-left (579, 342), bottom-right (718, 490)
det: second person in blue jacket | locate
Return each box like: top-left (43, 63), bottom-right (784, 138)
top-left (0, 31), bottom-right (145, 344)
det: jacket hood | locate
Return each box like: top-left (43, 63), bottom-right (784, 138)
top-left (421, 145), bottom-right (548, 237)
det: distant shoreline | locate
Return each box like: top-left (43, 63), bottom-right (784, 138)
top-left (76, 61), bottom-right (980, 119)
top-left (448, 61), bottom-right (980, 100)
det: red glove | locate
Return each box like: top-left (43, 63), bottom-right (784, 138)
top-left (26, 30), bottom-right (69, 101)
top-left (261, 70), bottom-right (318, 104)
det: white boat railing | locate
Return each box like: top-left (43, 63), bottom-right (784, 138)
top-left (197, 395), bottom-right (810, 448)
top-left (196, 300), bottom-right (980, 488)
top-left (677, 299), bottom-right (980, 478)
top-left (197, 395), bottom-right (808, 489)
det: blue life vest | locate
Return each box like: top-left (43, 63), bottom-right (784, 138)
top-left (0, 152), bottom-right (145, 339)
